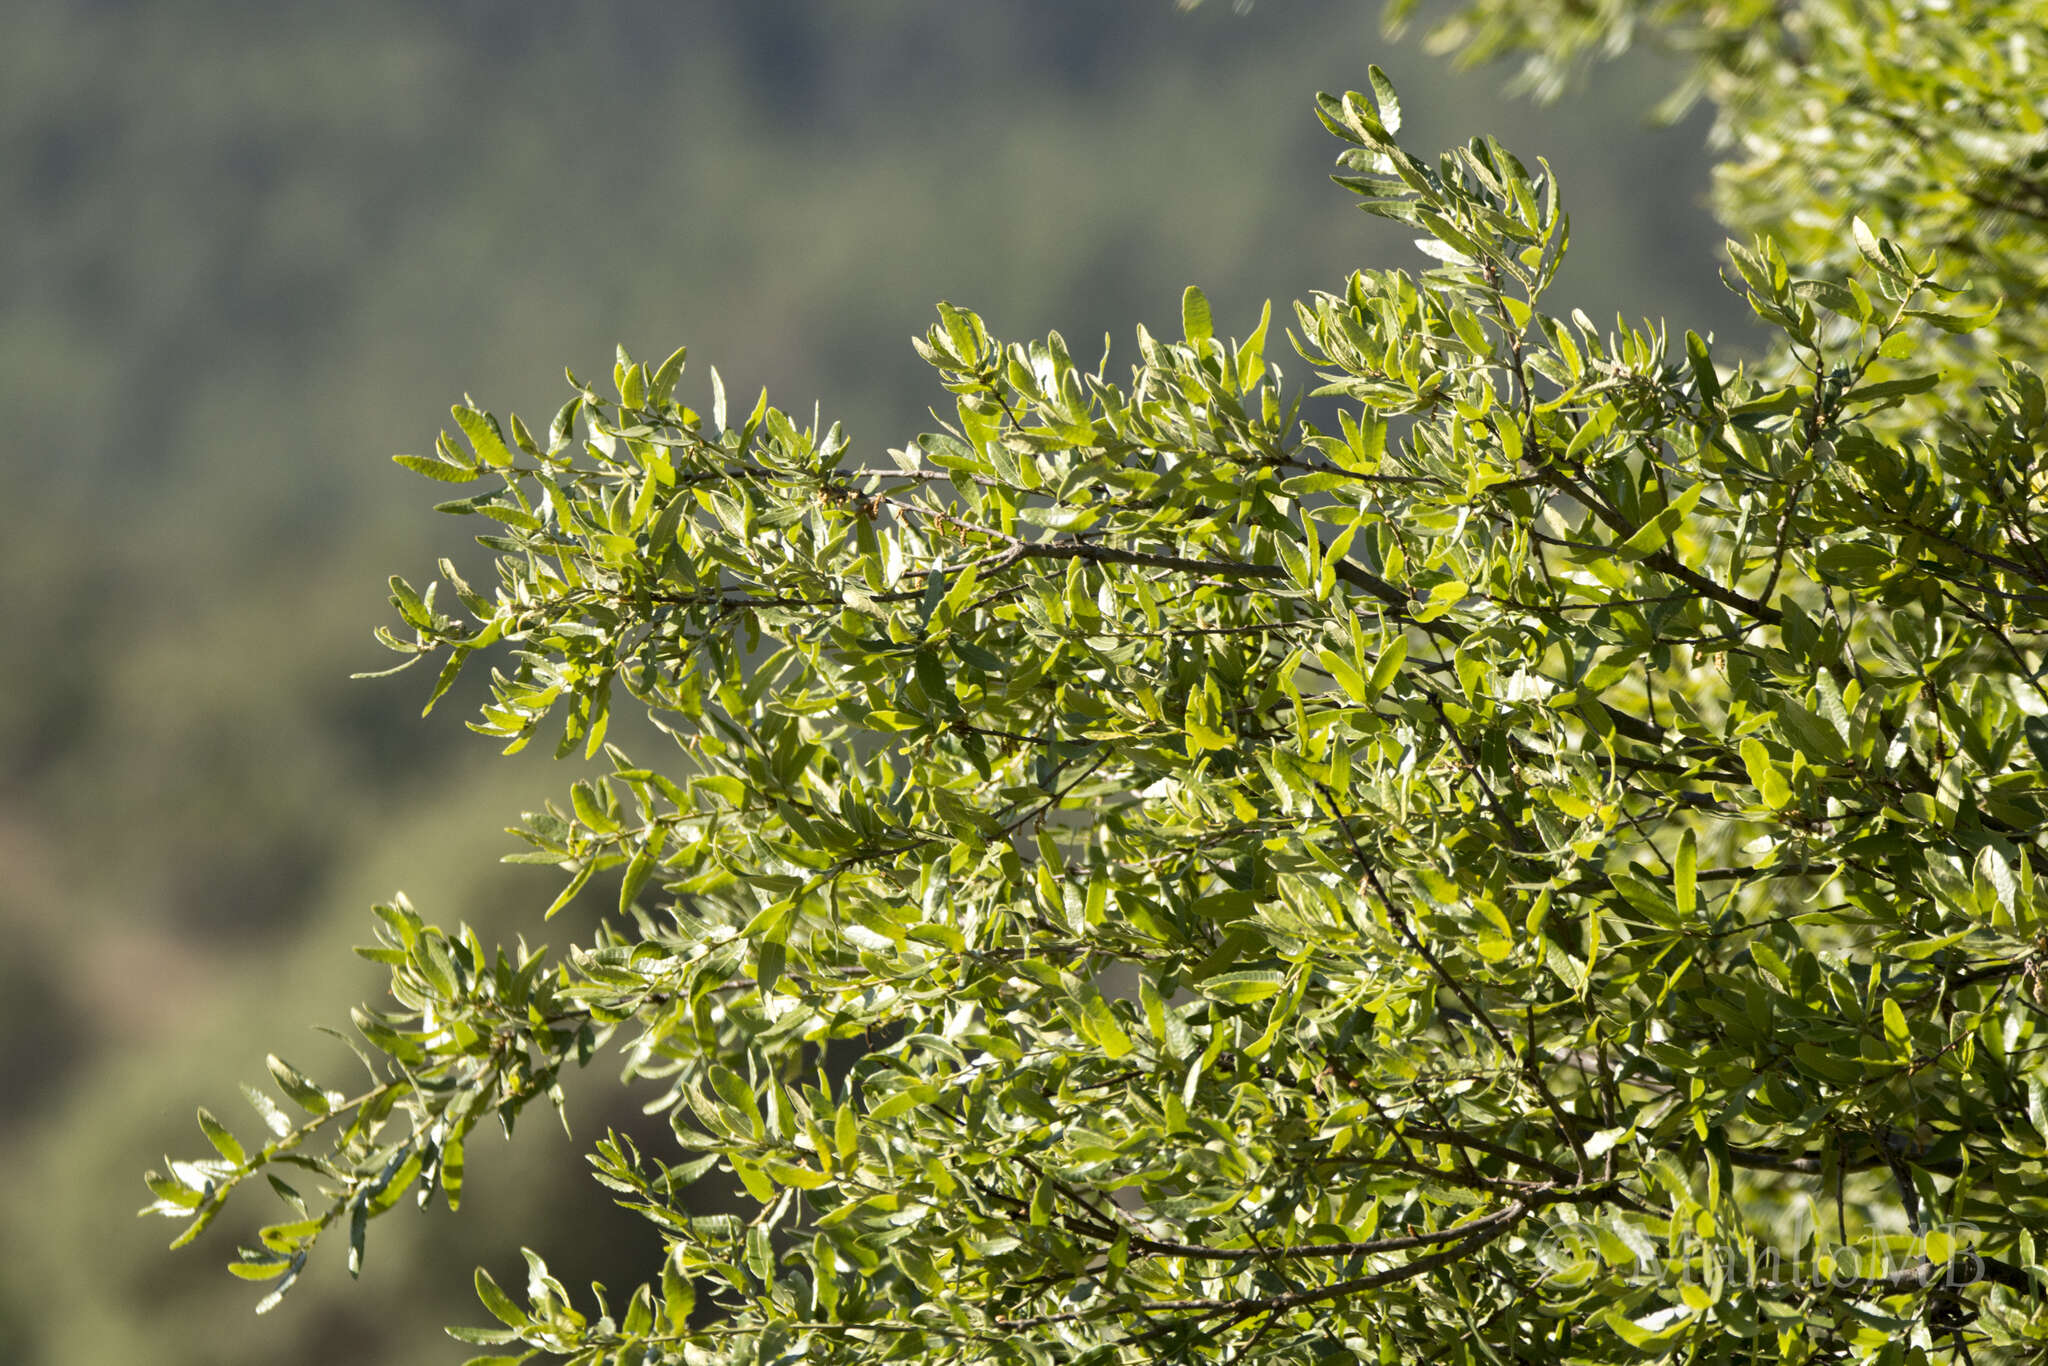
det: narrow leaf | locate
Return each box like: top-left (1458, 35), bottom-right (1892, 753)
top-left (1182, 285), bottom-right (1214, 345)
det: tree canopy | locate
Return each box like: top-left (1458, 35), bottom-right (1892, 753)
top-left (149, 2), bottom-right (2048, 1362)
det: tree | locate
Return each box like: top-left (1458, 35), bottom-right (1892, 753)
top-left (148, 2), bottom-right (2048, 1361)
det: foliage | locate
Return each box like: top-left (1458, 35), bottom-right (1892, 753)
top-left (1408, 0), bottom-right (2047, 374)
top-left (151, 3), bottom-right (2048, 1362)
top-left (4, 7), bottom-right (1718, 1364)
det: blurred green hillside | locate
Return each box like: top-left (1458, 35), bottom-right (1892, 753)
top-left (0, 4), bottom-right (1752, 1362)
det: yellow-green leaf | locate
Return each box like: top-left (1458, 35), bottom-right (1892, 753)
top-left (1674, 828), bottom-right (1697, 918)
top-left (1740, 736), bottom-right (1791, 808)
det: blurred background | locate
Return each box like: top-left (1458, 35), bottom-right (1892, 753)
top-left (0, 3), bottom-right (1754, 1361)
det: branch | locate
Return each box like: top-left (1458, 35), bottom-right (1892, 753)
top-left (994, 1199), bottom-right (1531, 1330)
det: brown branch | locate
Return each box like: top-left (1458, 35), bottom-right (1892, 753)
top-left (993, 1199), bottom-right (1531, 1330)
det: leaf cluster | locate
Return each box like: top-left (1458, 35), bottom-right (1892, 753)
top-left (149, 26), bottom-right (2048, 1366)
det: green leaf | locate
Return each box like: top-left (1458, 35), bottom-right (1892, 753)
top-left (508, 412), bottom-right (541, 456)
top-left (1414, 580), bottom-right (1467, 624)
top-left (619, 833), bottom-right (661, 914)
top-left (453, 406), bottom-right (515, 468)
top-left (475, 502), bottom-right (543, 532)
top-left (867, 1089), bottom-right (925, 1123)
top-left (570, 781), bottom-right (615, 834)
top-left (649, 345), bottom-right (688, 404)
top-left (144, 1169), bottom-right (201, 1209)
top-left (265, 1056), bottom-right (334, 1116)
top-left (1814, 541), bottom-right (1893, 583)
top-left (1904, 303), bottom-right (1999, 334)
top-left (442, 1129), bottom-right (466, 1212)
top-left (764, 1159), bottom-right (830, 1190)
top-left (1618, 482), bottom-right (1704, 557)
top-left (1183, 688), bottom-right (1235, 753)
top-left (1079, 989), bottom-right (1135, 1059)
top-left (241, 1083), bottom-right (294, 1138)
top-left (1369, 635), bottom-right (1407, 696)
top-left (1319, 649), bottom-right (1370, 704)
top-left (1851, 216), bottom-right (1899, 277)
top-left (412, 933), bottom-right (461, 999)
top-left (197, 1108), bottom-right (246, 1166)
top-left (542, 862), bottom-right (596, 920)
top-left (1684, 331), bottom-right (1719, 405)
top-left (661, 1248), bottom-right (695, 1329)
top-left (834, 1102), bottom-right (858, 1160)
top-left (709, 1065), bottom-right (765, 1140)
top-left (348, 1197), bottom-right (367, 1277)
top-left (1366, 65), bottom-right (1401, 135)
top-left (1976, 844), bottom-right (2019, 915)
top-left (1674, 829), bottom-right (1697, 919)
top-left (1882, 997), bottom-right (1909, 1051)
top-left (475, 1269), bottom-right (530, 1329)
top-left (1181, 285), bottom-right (1213, 345)
top-left (1842, 372), bottom-right (1939, 404)
top-left (1740, 737), bottom-right (1791, 809)
top-left (1200, 970), bottom-right (1284, 1004)
top-left (394, 453), bottom-right (480, 482)
top-left (422, 647), bottom-right (472, 717)
top-left (1604, 1305), bottom-right (1693, 1350)
top-left (229, 1254), bottom-right (294, 1281)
